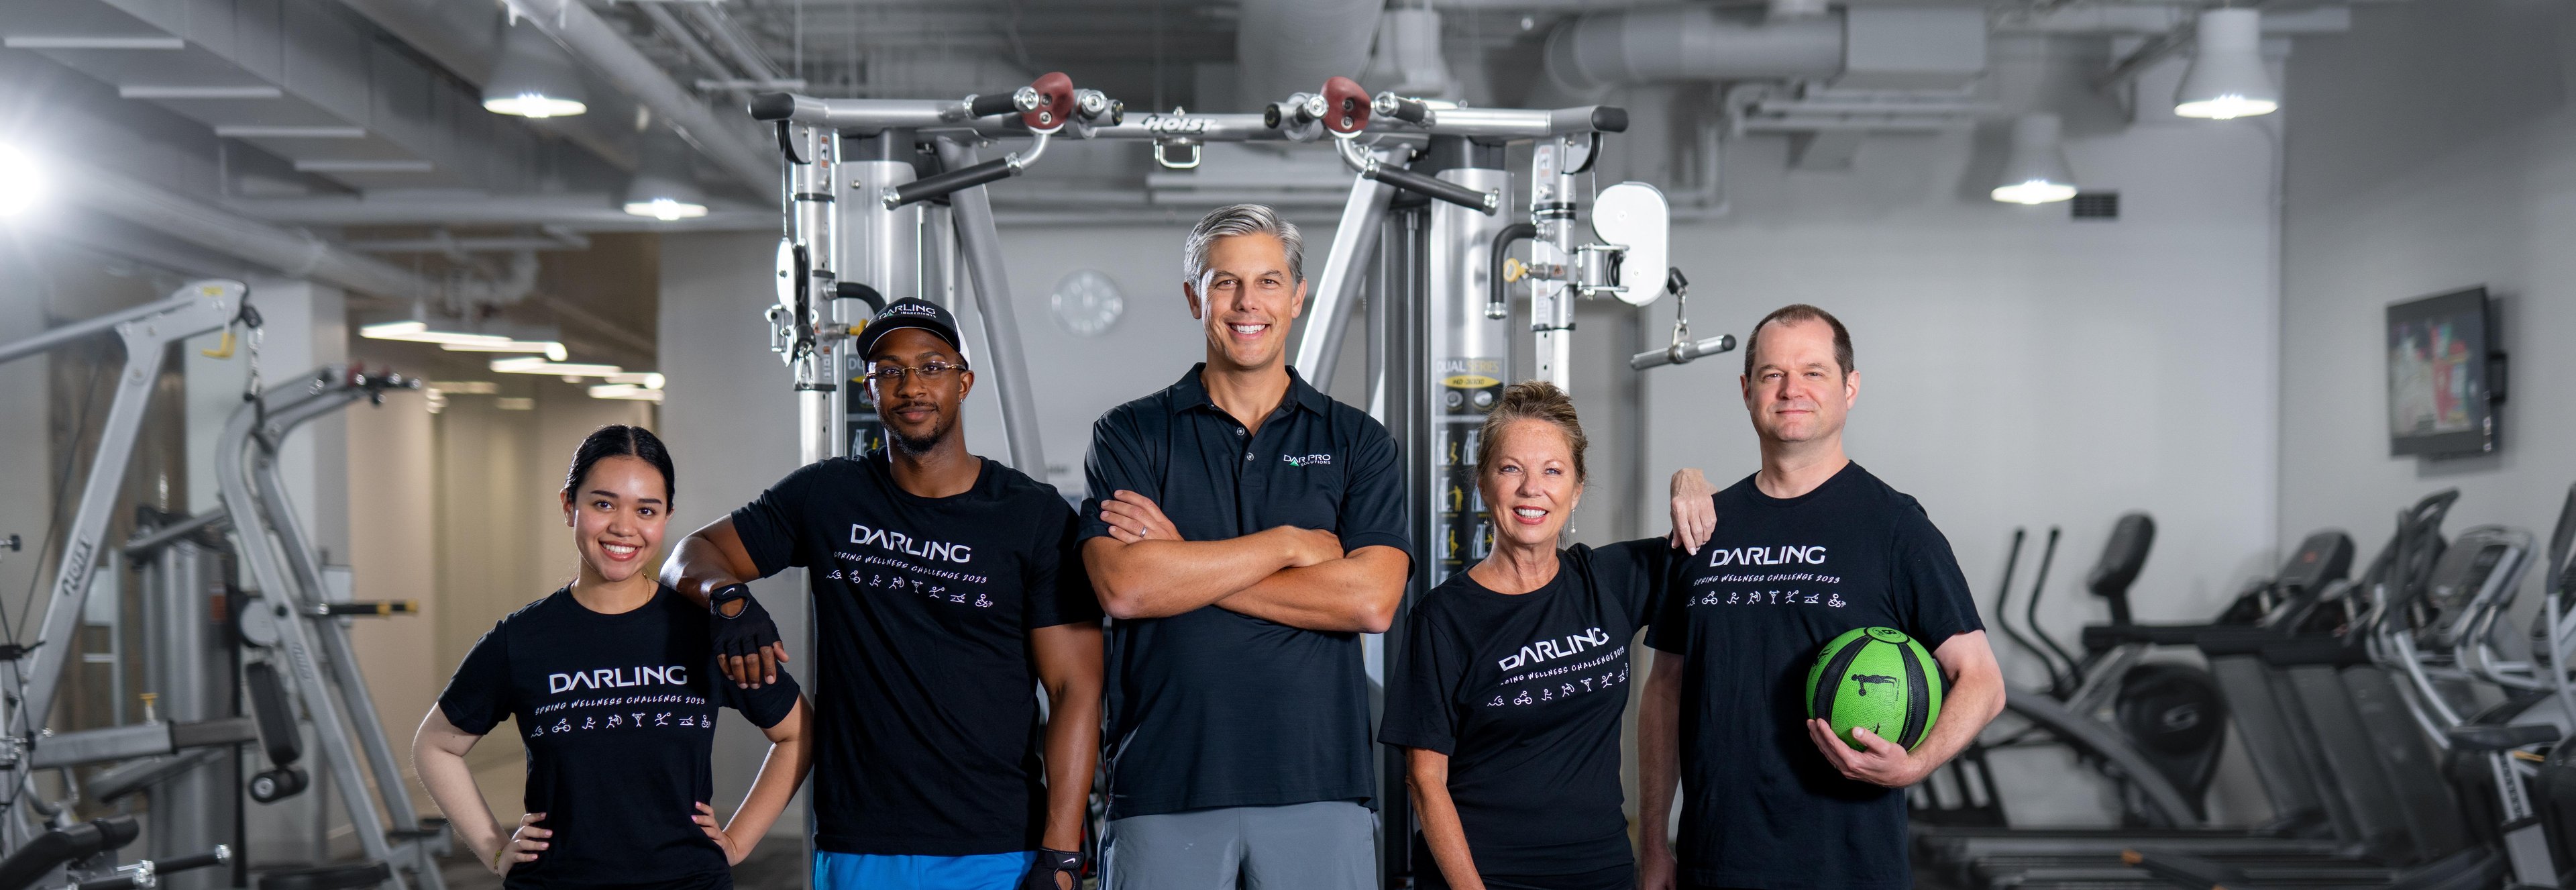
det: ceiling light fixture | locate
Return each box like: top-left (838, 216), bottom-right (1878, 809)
top-left (483, 19), bottom-right (589, 118)
top-left (623, 132), bottom-right (708, 221)
top-left (491, 356), bottom-right (623, 377)
top-left (1991, 113), bottom-right (2079, 205)
top-left (0, 144), bottom-right (44, 217)
top-left (605, 371), bottom-right (665, 389)
top-left (2174, 9), bottom-right (2278, 120)
top-left (441, 340), bottom-right (571, 361)
top-left (359, 319), bottom-right (515, 347)
top-left (588, 383), bottom-right (665, 402)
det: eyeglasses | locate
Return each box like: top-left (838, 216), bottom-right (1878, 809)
top-left (863, 360), bottom-right (970, 385)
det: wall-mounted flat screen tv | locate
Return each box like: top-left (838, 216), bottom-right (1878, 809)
top-left (2387, 286), bottom-right (2499, 457)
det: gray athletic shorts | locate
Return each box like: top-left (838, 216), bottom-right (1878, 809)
top-left (1099, 801), bottom-right (1375, 890)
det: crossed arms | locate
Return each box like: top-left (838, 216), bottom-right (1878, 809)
top-left (1082, 489), bottom-right (1407, 634)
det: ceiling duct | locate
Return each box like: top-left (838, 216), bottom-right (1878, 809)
top-left (1236, 0), bottom-right (1387, 111)
top-left (1534, 5), bottom-right (1987, 103)
top-left (1358, 8), bottom-right (1456, 98)
top-left (74, 159), bottom-right (429, 299)
top-left (1536, 5), bottom-right (1842, 104)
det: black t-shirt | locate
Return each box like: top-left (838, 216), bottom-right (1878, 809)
top-left (1381, 541), bottom-right (1670, 877)
top-left (1644, 462), bottom-right (1981, 890)
top-left (437, 586), bottom-right (802, 890)
top-left (729, 450), bottom-right (1102, 856)
top-left (1079, 364), bottom-right (1410, 819)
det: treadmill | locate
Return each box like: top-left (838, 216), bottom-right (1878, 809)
top-left (1921, 493), bottom-right (2490, 889)
top-left (2101, 516), bottom-right (2547, 889)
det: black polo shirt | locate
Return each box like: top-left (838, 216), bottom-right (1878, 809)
top-left (1079, 363), bottom-right (1411, 820)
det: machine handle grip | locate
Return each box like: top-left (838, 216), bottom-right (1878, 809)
top-left (154, 846), bottom-right (231, 874)
top-left (885, 159), bottom-right (1016, 208)
top-left (1629, 335), bottom-right (1738, 370)
top-left (319, 601), bottom-right (414, 617)
top-left (749, 93), bottom-right (796, 121)
top-left (1365, 165), bottom-right (1498, 215)
top-left (967, 92), bottom-right (1020, 117)
top-left (1379, 94), bottom-right (1431, 124)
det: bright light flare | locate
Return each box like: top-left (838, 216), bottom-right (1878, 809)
top-left (0, 144), bottom-right (44, 217)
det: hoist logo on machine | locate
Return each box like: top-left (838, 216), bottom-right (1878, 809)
top-left (1139, 114), bottom-right (1214, 136)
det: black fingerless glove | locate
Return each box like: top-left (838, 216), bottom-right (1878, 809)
top-left (708, 583), bottom-right (781, 662)
top-left (1020, 847), bottom-right (1081, 890)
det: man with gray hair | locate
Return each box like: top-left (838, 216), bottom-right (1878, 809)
top-left (1079, 203), bottom-right (1411, 889)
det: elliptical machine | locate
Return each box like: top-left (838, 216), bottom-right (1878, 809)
top-left (1980, 513), bottom-right (2234, 826)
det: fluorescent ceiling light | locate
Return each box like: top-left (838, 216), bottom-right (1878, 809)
top-left (486, 93), bottom-right (587, 119)
top-left (427, 380), bottom-right (500, 395)
top-left (588, 384), bottom-right (665, 402)
top-left (5, 36), bottom-right (186, 50)
top-left (1991, 113), bottom-right (2078, 205)
top-left (492, 356), bottom-right (622, 377)
top-left (483, 20), bottom-right (588, 118)
top-left (623, 198), bottom-right (709, 221)
top-left (359, 319), bottom-right (513, 346)
top-left (0, 144), bottom-right (42, 217)
top-left (605, 372), bottom-right (665, 389)
top-left (2174, 9), bottom-right (2279, 120)
top-left (119, 85), bottom-right (282, 99)
top-left (623, 132), bottom-right (708, 220)
top-left (441, 340), bottom-right (570, 361)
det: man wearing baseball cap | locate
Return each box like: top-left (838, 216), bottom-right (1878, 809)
top-left (664, 298), bottom-right (1106, 890)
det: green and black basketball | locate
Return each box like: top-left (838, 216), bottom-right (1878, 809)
top-left (1806, 627), bottom-right (1943, 751)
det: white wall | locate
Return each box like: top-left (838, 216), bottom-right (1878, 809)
top-left (2276, 1), bottom-right (2576, 572)
top-left (659, 232), bottom-right (814, 838)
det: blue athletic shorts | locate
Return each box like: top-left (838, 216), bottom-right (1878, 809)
top-left (812, 850), bottom-right (1036, 890)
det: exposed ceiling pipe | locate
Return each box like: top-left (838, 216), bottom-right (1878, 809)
top-left (1536, 5), bottom-right (1843, 105)
top-left (455, 250), bottom-right (543, 306)
top-left (344, 227), bottom-right (592, 254)
top-left (500, 0), bottom-right (780, 193)
top-left (75, 160), bottom-right (431, 300)
top-left (1236, 0), bottom-right (1387, 111)
top-left (1358, 8), bottom-right (1456, 97)
top-left (636, 3), bottom-right (749, 103)
top-left (684, 5), bottom-right (786, 83)
top-left (225, 195), bottom-right (771, 229)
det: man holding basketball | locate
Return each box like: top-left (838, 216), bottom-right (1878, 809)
top-left (1642, 304), bottom-right (2004, 890)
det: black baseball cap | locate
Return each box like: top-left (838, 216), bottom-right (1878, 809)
top-left (856, 298), bottom-right (963, 360)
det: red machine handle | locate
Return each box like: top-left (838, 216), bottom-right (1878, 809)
top-left (1320, 76), bottom-right (1370, 136)
top-left (1024, 71), bottom-right (1076, 132)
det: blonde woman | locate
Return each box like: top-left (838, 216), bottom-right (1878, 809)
top-left (1382, 382), bottom-right (1676, 890)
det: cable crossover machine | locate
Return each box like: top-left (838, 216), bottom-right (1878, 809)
top-left (750, 70), bottom-right (1736, 886)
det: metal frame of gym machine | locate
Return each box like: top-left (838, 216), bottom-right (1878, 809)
top-left (0, 279), bottom-right (440, 890)
top-left (214, 365), bottom-right (443, 890)
top-left (751, 72), bottom-right (1727, 887)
